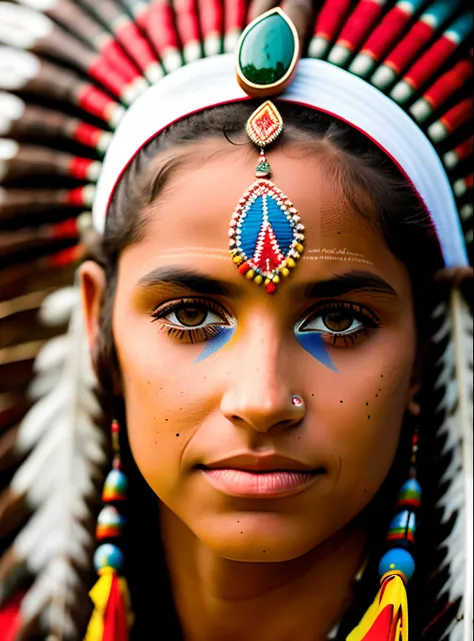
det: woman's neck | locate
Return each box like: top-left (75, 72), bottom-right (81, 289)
top-left (159, 506), bottom-right (368, 641)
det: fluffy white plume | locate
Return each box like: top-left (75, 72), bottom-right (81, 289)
top-left (0, 289), bottom-right (107, 639)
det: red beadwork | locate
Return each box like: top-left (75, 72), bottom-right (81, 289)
top-left (452, 138), bottom-right (473, 162)
top-left (265, 281), bottom-right (277, 295)
top-left (386, 531), bottom-right (416, 544)
top-left (175, 0), bottom-right (201, 48)
top-left (225, 0), bottom-right (246, 35)
top-left (77, 85), bottom-right (119, 123)
top-left (247, 102), bottom-right (283, 146)
top-left (254, 226), bottom-right (284, 272)
top-left (384, 22), bottom-right (434, 75)
top-left (141, 3), bottom-right (180, 57)
top-left (336, 0), bottom-right (385, 52)
top-left (440, 98), bottom-right (473, 134)
top-left (360, 6), bottom-right (414, 60)
top-left (424, 59), bottom-right (472, 109)
top-left (72, 123), bottom-right (103, 149)
top-left (238, 262), bottom-right (251, 274)
top-left (66, 186), bottom-right (91, 207)
top-left (100, 40), bottom-right (142, 84)
top-left (47, 246), bottom-right (82, 268)
top-left (87, 58), bottom-right (127, 100)
top-left (115, 21), bottom-right (157, 73)
top-left (69, 158), bottom-right (95, 180)
top-left (403, 36), bottom-right (458, 91)
top-left (200, 0), bottom-right (223, 37)
top-left (312, 0), bottom-right (352, 40)
top-left (51, 219), bottom-right (78, 239)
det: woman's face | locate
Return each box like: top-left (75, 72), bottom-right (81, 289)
top-left (83, 138), bottom-right (418, 562)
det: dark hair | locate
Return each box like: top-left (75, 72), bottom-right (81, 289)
top-left (87, 102), bottom-right (444, 640)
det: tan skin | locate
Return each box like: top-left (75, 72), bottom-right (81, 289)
top-left (82, 140), bottom-right (420, 641)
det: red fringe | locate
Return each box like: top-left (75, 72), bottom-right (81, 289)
top-left (102, 574), bottom-right (129, 641)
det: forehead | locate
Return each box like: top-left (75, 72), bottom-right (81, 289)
top-left (122, 139), bottom-right (408, 291)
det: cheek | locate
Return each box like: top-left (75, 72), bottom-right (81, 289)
top-left (310, 327), bottom-right (416, 505)
top-left (113, 312), bottom-right (220, 499)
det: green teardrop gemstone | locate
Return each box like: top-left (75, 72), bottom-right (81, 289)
top-left (238, 12), bottom-right (296, 86)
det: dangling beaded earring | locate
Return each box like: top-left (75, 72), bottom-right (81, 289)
top-left (378, 428), bottom-right (420, 582)
top-left (84, 419), bottom-right (133, 641)
top-left (348, 427), bottom-right (421, 641)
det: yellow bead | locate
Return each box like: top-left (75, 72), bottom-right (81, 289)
top-left (254, 275), bottom-right (263, 285)
top-left (246, 269), bottom-right (255, 280)
top-left (272, 275), bottom-right (280, 284)
top-left (295, 243), bottom-right (304, 253)
top-left (233, 255), bottom-right (243, 264)
top-left (264, 277), bottom-right (271, 285)
top-left (281, 268), bottom-right (290, 277)
top-left (287, 258), bottom-right (296, 268)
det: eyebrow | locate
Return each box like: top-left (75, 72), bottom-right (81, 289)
top-left (298, 270), bottom-right (399, 299)
top-left (137, 266), bottom-right (398, 301)
top-left (137, 265), bottom-right (240, 297)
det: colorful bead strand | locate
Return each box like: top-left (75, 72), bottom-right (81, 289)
top-left (378, 429), bottom-right (421, 584)
top-left (94, 419), bottom-right (128, 574)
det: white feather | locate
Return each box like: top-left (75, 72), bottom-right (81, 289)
top-left (38, 287), bottom-right (80, 327)
top-left (28, 367), bottom-right (63, 400)
top-left (0, 288), bottom-right (107, 639)
top-left (33, 334), bottom-right (70, 374)
top-left (435, 290), bottom-right (473, 641)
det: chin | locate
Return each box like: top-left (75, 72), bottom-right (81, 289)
top-left (195, 512), bottom-right (324, 563)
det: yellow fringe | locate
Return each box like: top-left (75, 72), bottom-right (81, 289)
top-left (84, 568), bottom-right (115, 641)
top-left (347, 573), bottom-right (408, 641)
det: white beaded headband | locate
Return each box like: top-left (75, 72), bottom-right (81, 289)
top-left (93, 53), bottom-right (468, 268)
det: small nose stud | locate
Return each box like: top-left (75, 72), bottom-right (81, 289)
top-left (292, 395), bottom-right (304, 407)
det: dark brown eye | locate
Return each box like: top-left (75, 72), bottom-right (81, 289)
top-left (322, 312), bottom-right (353, 332)
top-left (175, 306), bottom-right (207, 327)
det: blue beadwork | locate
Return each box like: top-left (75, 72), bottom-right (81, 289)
top-left (378, 547), bottom-right (415, 582)
top-left (388, 510), bottom-right (416, 531)
top-left (103, 468), bottom-right (128, 499)
top-left (94, 543), bottom-right (124, 572)
top-left (399, 478), bottom-right (422, 496)
top-left (265, 197), bottom-right (294, 253)
top-left (238, 198), bottom-right (262, 257)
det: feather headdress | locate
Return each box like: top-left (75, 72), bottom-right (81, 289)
top-left (0, 1), bottom-right (471, 640)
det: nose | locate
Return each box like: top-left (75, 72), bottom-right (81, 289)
top-left (220, 323), bottom-right (304, 434)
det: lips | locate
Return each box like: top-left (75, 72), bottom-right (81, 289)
top-left (201, 453), bottom-right (319, 473)
top-left (198, 453), bottom-right (324, 498)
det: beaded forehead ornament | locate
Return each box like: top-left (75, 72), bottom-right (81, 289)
top-left (229, 9), bottom-right (304, 295)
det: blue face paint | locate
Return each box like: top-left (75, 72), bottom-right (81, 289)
top-left (295, 329), bottom-right (338, 372)
top-left (195, 325), bottom-right (236, 363)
